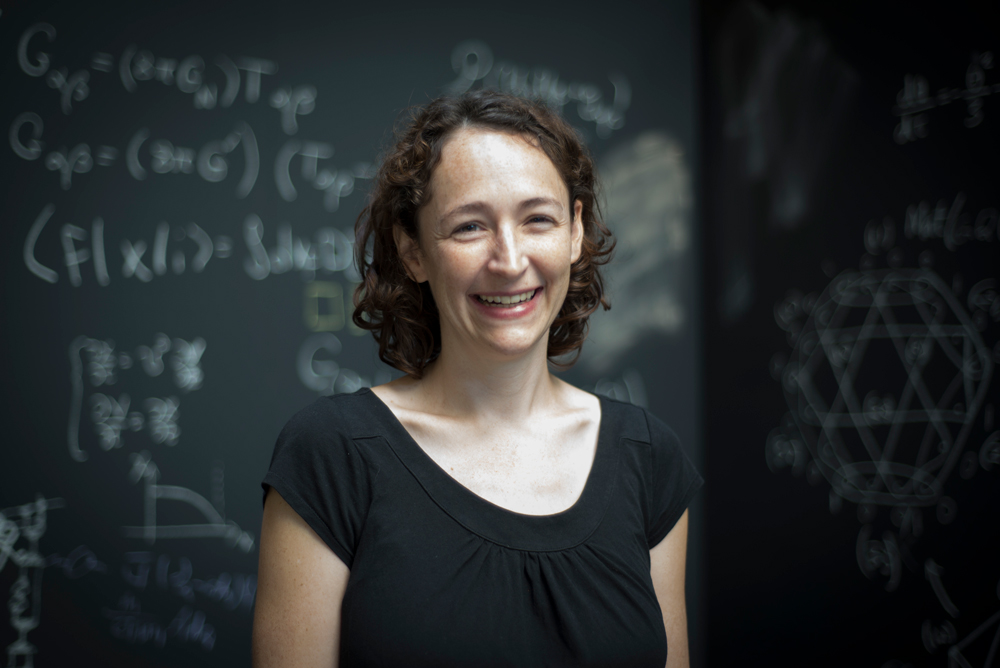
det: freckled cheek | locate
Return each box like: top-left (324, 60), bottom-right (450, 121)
top-left (429, 248), bottom-right (488, 289)
top-left (526, 239), bottom-right (573, 281)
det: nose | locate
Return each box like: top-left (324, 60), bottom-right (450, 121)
top-left (488, 222), bottom-right (526, 277)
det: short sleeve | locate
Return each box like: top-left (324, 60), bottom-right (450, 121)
top-left (644, 411), bottom-right (704, 549)
top-left (261, 398), bottom-right (375, 568)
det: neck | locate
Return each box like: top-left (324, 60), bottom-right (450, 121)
top-left (416, 334), bottom-right (562, 423)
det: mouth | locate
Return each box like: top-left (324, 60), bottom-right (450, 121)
top-left (473, 288), bottom-right (541, 307)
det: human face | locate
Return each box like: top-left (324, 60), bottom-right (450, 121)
top-left (397, 127), bottom-right (584, 361)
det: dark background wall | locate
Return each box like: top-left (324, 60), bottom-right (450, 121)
top-left (0, 1), bottom-right (701, 666)
top-left (701, 1), bottom-right (1000, 666)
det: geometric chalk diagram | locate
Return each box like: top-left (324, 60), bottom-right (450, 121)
top-left (779, 268), bottom-right (992, 509)
top-left (768, 268), bottom-right (997, 592)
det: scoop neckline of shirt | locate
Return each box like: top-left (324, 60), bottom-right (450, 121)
top-left (355, 387), bottom-right (621, 552)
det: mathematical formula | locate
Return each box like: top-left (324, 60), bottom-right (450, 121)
top-left (894, 51), bottom-right (997, 143)
top-left (23, 204), bottom-right (366, 286)
top-left (446, 40), bottom-right (630, 138)
top-left (18, 23), bottom-right (279, 114)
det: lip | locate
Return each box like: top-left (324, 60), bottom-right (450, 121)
top-left (469, 287), bottom-right (542, 319)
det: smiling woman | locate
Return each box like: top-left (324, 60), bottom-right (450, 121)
top-left (254, 91), bottom-right (703, 668)
top-left (354, 92), bottom-right (613, 377)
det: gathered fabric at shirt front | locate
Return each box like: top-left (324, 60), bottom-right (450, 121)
top-left (262, 388), bottom-right (703, 668)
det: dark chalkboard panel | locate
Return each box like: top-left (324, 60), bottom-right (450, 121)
top-left (0, 1), bottom-right (700, 665)
top-left (702, 1), bottom-right (1000, 666)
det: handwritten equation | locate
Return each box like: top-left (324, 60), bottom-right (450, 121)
top-left (445, 40), bottom-right (630, 138)
top-left (108, 547), bottom-right (257, 652)
top-left (10, 115), bottom-right (379, 210)
top-left (68, 334), bottom-right (203, 461)
top-left (894, 51), bottom-right (996, 143)
top-left (24, 205), bottom-right (366, 286)
top-left (18, 23), bottom-right (279, 115)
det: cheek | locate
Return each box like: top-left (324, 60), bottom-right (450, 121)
top-left (426, 246), bottom-right (484, 287)
top-left (531, 237), bottom-right (574, 278)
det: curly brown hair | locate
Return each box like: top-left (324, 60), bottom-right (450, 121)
top-left (352, 89), bottom-right (614, 378)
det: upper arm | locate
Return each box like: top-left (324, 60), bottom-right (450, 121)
top-left (253, 487), bottom-right (350, 668)
top-left (649, 508), bottom-right (690, 668)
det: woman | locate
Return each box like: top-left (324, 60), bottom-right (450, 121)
top-left (253, 90), bottom-right (702, 667)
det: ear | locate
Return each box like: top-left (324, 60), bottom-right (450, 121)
top-left (393, 225), bottom-right (429, 283)
top-left (570, 199), bottom-right (585, 264)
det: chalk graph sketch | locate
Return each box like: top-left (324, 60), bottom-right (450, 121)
top-left (122, 452), bottom-right (254, 553)
top-left (1, 496), bottom-right (63, 668)
top-left (581, 131), bottom-right (691, 373)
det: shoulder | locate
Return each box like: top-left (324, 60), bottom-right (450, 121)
top-left (278, 389), bottom-right (384, 442)
top-left (600, 396), bottom-right (700, 493)
top-left (599, 396), bottom-right (679, 449)
top-left (268, 390), bottom-right (386, 477)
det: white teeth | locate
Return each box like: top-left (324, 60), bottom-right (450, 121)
top-left (478, 290), bottom-right (535, 305)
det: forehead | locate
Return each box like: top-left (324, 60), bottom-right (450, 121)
top-left (425, 127), bottom-right (568, 212)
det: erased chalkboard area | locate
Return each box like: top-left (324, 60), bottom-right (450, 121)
top-left (0, 0), bottom-right (700, 665)
top-left (701, 1), bottom-right (1000, 666)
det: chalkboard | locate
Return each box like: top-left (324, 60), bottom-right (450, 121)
top-left (702, 1), bottom-right (1000, 666)
top-left (0, 1), bottom-right (701, 665)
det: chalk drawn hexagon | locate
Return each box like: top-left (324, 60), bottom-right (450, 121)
top-left (779, 269), bottom-right (993, 508)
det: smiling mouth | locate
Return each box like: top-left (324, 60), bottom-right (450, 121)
top-left (474, 288), bottom-right (540, 307)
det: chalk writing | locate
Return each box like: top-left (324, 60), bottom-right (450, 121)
top-left (104, 592), bottom-right (216, 650)
top-left (270, 86), bottom-right (316, 135)
top-left (894, 51), bottom-right (997, 143)
top-left (26, 204), bottom-right (236, 286)
top-left (767, 184), bottom-right (999, 655)
top-left (117, 44), bottom-right (275, 110)
top-left (45, 545), bottom-right (107, 580)
top-left (123, 451), bottom-right (254, 552)
top-left (126, 123), bottom-right (259, 197)
top-left (446, 40), bottom-right (630, 138)
top-left (242, 214), bottom-right (360, 281)
top-left (296, 332), bottom-right (391, 395)
top-left (924, 558), bottom-right (960, 618)
top-left (274, 140), bottom-right (372, 212)
top-left (948, 607), bottom-right (1000, 666)
top-left (121, 551), bottom-right (255, 611)
top-left (17, 23), bottom-right (91, 114)
top-left (69, 335), bottom-right (204, 460)
top-left (857, 524), bottom-right (902, 592)
top-left (922, 619), bottom-right (957, 653)
top-left (1, 496), bottom-right (64, 667)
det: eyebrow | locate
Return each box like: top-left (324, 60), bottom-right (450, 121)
top-left (441, 197), bottom-right (565, 222)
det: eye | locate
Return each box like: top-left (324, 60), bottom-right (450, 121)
top-left (527, 215), bottom-right (555, 225)
top-left (454, 223), bottom-right (481, 234)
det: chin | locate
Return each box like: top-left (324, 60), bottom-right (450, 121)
top-left (479, 333), bottom-right (547, 359)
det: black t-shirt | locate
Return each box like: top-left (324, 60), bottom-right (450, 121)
top-left (261, 388), bottom-right (703, 667)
